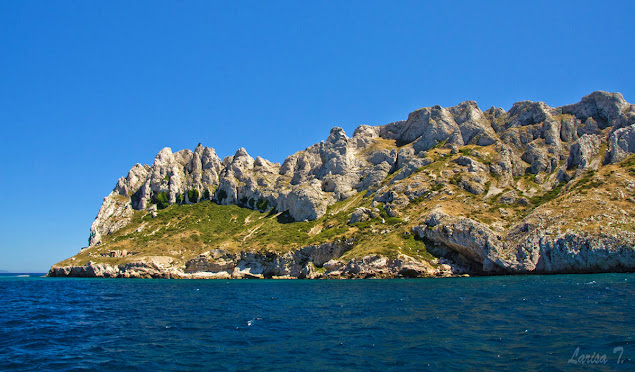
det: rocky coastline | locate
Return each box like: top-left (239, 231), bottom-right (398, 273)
top-left (50, 91), bottom-right (635, 279)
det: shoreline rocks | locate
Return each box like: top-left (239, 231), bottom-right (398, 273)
top-left (49, 248), bottom-right (463, 280)
top-left (413, 210), bottom-right (635, 275)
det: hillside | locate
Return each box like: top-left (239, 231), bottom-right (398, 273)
top-left (50, 91), bottom-right (635, 278)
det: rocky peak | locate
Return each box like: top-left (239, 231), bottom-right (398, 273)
top-left (484, 106), bottom-right (506, 117)
top-left (563, 91), bottom-right (629, 128)
top-left (449, 100), bottom-right (498, 146)
top-left (222, 156), bottom-right (234, 167)
top-left (173, 149), bottom-right (193, 166)
top-left (325, 127), bottom-right (349, 155)
top-left (201, 147), bottom-right (221, 169)
top-left (231, 148), bottom-right (254, 168)
top-left (253, 156), bottom-right (279, 173)
top-left (351, 125), bottom-right (380, 149)
top-left (154, 147), bottom-right (174, 167)
top-left (399, 105), bottom-right (456, 145)
top-left (114, 163), bottom-right (149, 197)
top-left (449, 100), bottom-right (482, 122)
top-left (234, 147), bottom-right (250, 158)
top-left (506, 101), bottom-right (552, 127)
top-left (327, 126), bottom-right (347, 141)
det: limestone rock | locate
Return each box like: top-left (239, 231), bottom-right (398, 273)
top-left (395, 147), bottom-right (416, 170)
top-left (499, 190), bottom-right (518, 204)
top-left (559, 115), bottom-right (579, 142)
top-left (89, 194), bottom-right (134, 246)
top-left (392, 157), bottom-right (432, 182)
top-left (506, 101), bottom-right (552, 128)
top-left (453, 156), bottom-right (488, 173)
top-left (337, 255), bottom-right (434, 278)
top-left (532, 233), bottom-right (635, 273)
top-left (351, 125), bottom-right (380, 149)
top-left (355, 162), bottom-right (392, 192)
top-left (278, 181), bottom-right (330, 221)
top-left (458, 179), bottom-right (486, 195)
top-left (522, 141), bottom-right (555, 174)
top-left (562, 91), bottom-right (630, 128)
top-left (113, 164), bottom-right (150, 197)
top-left (578, 117), bottom-right (601, 136)
top-left (182, 241), bottom-right (355, 278)
top-left (368, 149), bottom-right (397, 166)
top-left (567, 134), bottom-right (601, 169)
top-left (449, 100), bottom-right (498, 145)
top-left (394, 105), bottom-right (463, 152)
top-left (414, 210), bottom-right (512, 272)
top-left (606, 124), bottom-right (635, 164)
top-left (349, 207), bottom-right (380, 224)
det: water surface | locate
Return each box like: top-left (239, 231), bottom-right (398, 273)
top-left (0, 274), bottom-right (633, 370)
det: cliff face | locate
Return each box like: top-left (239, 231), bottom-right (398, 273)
top-left (51, 91), bottom-right (635, 278)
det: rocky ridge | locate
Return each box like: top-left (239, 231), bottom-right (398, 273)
top-left (51, 91), bottom-right (635, 278)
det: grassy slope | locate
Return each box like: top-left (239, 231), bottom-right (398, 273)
top-left (55, 190), bottom-right (429, 268)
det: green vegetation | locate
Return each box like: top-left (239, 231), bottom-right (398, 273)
top-left (529, 181), bottom-right (567, 206)
top-left (571, 169), bottom-right (603, 193)
top-left (622, 155), bottom-right (635, 176)
top-left (431, 139), bottom-right (447, 150)
top-left (449, 173), bottom-right (462, 185)
top-left (154, 192), bottom-right (170, 209)
top-left (310, 262), bottom-right (326, 273)
top-left (81, 183), bottom-right (442, 269)
top-left (187, 189), bottom-right (200, 203)
top-left (402, 234), bottom-right (435, 261)
top-left (378, 207), bottom-right (403, 225)
top-left (256, 198), bottom-right (269, 211)
top-left (431, 182), bottom-right (445, 191)
top-left (622, 155), bottom-right (635, 168)
top-left (514, 173), bottom-right (537, 184)
top-left (217, 188), bottom-right (228, 202)
top-left (130, 188), bottom-right (143, 207)
top-left (342, 229), bottom-right (434, 261)
top-left (409, 192), bottom-right (431, 205)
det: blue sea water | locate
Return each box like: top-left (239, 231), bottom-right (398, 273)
top-left (0, 274), bottom-right (633, 371)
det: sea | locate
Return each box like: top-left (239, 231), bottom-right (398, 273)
top-left (0, 273), bottom-right (633, 371)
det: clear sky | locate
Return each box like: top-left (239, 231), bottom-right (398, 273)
top-left (1, 0), bottom-right (633, 272)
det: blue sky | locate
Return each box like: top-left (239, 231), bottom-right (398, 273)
top-left (1, 0), bottom-right (633, 272)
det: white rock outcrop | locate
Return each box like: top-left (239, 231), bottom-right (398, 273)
top-left (567, 134), bottom-right (601, 169)
top-left (606, 124), bottom-right (635, 164)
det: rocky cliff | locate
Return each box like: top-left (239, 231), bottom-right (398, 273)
top-left (50, 91), bottom-right (635, 278)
